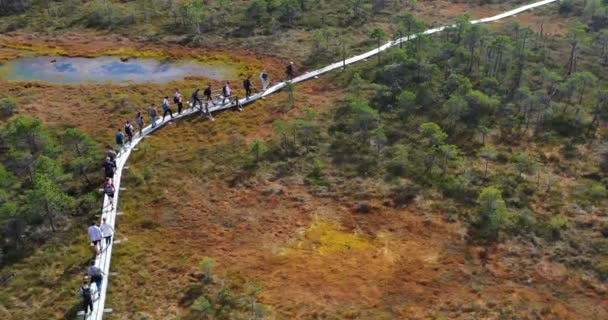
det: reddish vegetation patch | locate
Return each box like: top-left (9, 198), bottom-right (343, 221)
top-left (106, 87), bottom-right (608, 319)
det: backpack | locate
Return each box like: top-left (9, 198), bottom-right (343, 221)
top-left (104, 184), bottom-right (115, 196)
top-left (262, 73), bottom-right (268, 80)
top-left (173, 95), bottom-right (180, 103)
top-left (81, 286), bottom-right (92, 300)
top-left (91, 273), bottom-right (103, 282)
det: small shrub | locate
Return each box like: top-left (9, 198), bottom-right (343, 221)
top-left (574, 180), bottom-right (607, 207)
top-left (600, 222), bottom-right (608, 238)
top-left (0, 97), bottom-right (16, 118)
top-left (199, 256), bottom-right (217, 284)
top-left (391, 184), bottom-right (419, 207)
top-left (558, 0), bottom-right (576, 16)
top-left (594, 260), bottom-right (608, 280)
top-left (354, 202), bottom-right (373, 214)
top-left (546, 215), bottom-right (569, 239)
top-left (140, 219), bottom-right (160, 229)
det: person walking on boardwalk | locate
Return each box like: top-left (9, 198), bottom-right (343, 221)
top-left (260, 70), bottom-right (270, 92)
top-left (100, 217), bottom-right (114, 246)
top-left (203, 84), bottom-right (215, 118)
top-left (162, 96), bottom-right (174, 121)
top-left (103, 178), bottom-right (115, 209)
top-left (87, 264), bottom-right (105, 298)
top-left (106, 145), bottom-right (117, 163)
top-left (243, 75), bottom-right (253, 99)
top-left (135, 111), bottom-right (145, 136)
top-left (102, 157), bottom-right (116, 181)
top-left (148, 104), bottom-right (158, 128)
top-left (79, 280), bottom-right (94, 317)
top-left (286, 62), bottom-right (295, 80)
top-left (191, 88), bottom-right (202, 110)
top-left (204, 84), bottom-right (215, 105)
top-left (115, 128), bottom-right (125, 153)
top-left (124, 121), bottom-right (134, 144)
top-left (88, 222), bottom-right (103, 254)
top-left (174, 89), bottom-right (184, 114)
top-left (222, 81), bottom-right (232, 103)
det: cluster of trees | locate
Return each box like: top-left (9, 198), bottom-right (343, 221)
top-left (245, 11), bottom-right (607, 253)
top-left (0, 116), bottom-right (101, 266)
top-left (0, 0), bottom-right (421, 35)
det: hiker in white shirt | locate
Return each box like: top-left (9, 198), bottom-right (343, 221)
top-left (100, 217), bottom-right (114, 246)
top-left (222, 81), bottom-right (232, 103)
top-left (88, 222), bottom-right (103, 255)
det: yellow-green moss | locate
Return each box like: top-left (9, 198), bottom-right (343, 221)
top-left (284, 219), bottom-right (372, 255)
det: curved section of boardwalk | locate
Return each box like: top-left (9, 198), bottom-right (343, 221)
top-left (88, 1), bottom-right (559, 318)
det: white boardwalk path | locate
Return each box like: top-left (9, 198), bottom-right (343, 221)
top-left (87, 0), bottom-right (559, 318)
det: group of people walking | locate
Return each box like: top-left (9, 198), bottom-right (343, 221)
top-left (80, 64), bottom-right (296, 318)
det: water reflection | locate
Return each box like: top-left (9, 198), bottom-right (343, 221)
top-left (0, 56), bottom-right (234, 84)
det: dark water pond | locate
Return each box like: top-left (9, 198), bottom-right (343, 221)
top-left (0, 56), bottom-right (235, 84)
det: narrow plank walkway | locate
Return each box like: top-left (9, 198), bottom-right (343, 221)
top-left (87, 1), bottom-right (559, 318)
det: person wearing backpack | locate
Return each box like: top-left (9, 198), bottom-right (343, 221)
top-left (87, 264), bottom-right (105, 298)
top-left (135, 111), bottom-right (145, 136)
top-left (222, 81), bottom-right (232, 104)
top-left (102, 157), bottom-right (116, 181)
top-left (162, 96), bottom-right (173, 121)
top-left (124, 121), bottom-right (134, 144)
top-left (79, 280), bottom-right (94, 317)
top-left (148, 104), bottom-right (158, 128)
top-left (243, 76), bottom-right (253, 100)
top-left (104, 178), bottom-right (115, 210)
top-left (260, 70), bottom-right (270, 92)
top-left (174, 89), bottom-right (184, 114)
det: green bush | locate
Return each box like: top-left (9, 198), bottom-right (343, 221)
top-left (574, 179), bottom-right (607, 207)
top-left (390, 184), bottom-right (419, 207)
top-left (594, 260), bottom-right (608, 280)
top-left (471, 187), bottom-right (511, 241)
top-left (546, 215), bottom-right (569, 239)
top-left (0, 97), bottom-right (16, 118)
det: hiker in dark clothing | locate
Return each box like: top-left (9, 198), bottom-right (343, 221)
top-left (162, 96), bottom-right (173, 121)
top-left (243, 76), bottom-right (253, 99)
top-left (174, 89), bottom-right (184, 114)
top-left (203, 84), bottom-right (215, 116)
top-left (115, 129), bottom-right (125, 152)
top-left (102, 157), bottom-right (116, 180)
top-left (286, 62), bottom-right (295, 80)
top-left (191, 88), bottom-right (202, 110)
top-left (87, 265), bottom-right (105, 298)
top-left (124, 121), bottom-right (134, 143)
top-left (80, 281), bottom-right (94, 317)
